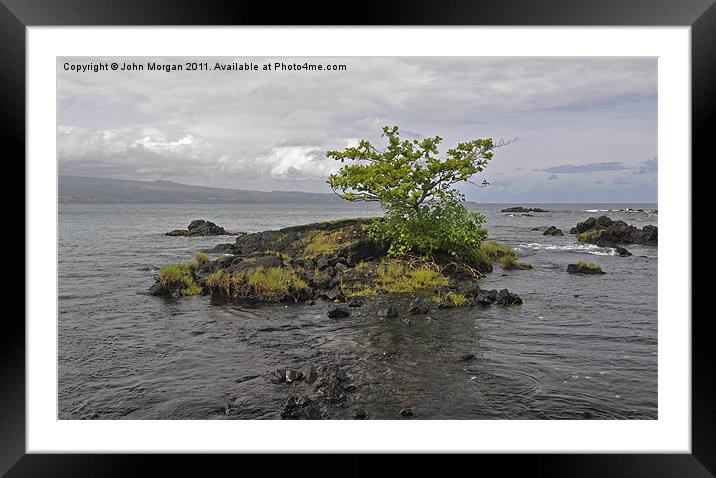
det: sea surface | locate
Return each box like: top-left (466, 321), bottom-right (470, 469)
top-left (58, 203), bottom-right (658, 419)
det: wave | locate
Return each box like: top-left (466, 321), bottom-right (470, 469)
top-left (581, 208), bottom-right (657, 214)
top-left (516, 242), bottom-right (617, 256)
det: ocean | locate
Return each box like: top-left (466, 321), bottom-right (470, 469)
top-left (58, 202), bottom-right (657, 419)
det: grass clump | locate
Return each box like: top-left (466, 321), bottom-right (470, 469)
top-left (432, 291), bottom-right (468, 307)
top-left (340, 259), bottom-right (450, 297)
top-left (376, 260), bottom-right (449, 293)
top-left (192, 252), bottom-right (210, 269)
top-left (499, 255), bottom-right (534, 270)
top-left (479, 241), bottom-right (532, 270)
top-left (246, 266), bottom-right (309, 301)
top-left (480, 240), bottom-right (515, 261)
top-left (576, 260), bottom-right (603, 272)
top-left (181, 281), bottom-right (204, 296)
top-left (303, 229), bottom-right (355, 258)
top-left (159, 262), bottom-right (204, 295)
top-left (159, 263), bottom-right (192, 289)
top-left (578, 229), bottom-right (602, 243)
top-left (206, 268), bottom-right (237, 295)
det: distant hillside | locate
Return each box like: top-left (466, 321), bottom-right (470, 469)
top-left (58, 176), bottom-right (343, 204)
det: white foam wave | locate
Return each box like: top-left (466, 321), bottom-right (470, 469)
top-left (516, 242), bottom-right (617, 256)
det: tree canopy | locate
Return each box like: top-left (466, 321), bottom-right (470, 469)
top-left (326, 126), bottom-right (501, 264)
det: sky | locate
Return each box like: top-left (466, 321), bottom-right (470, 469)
top-left (57, 56), bottom-right (657, 203)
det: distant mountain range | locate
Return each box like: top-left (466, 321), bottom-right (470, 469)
top-left (58, 176), bottom-right (342, 204)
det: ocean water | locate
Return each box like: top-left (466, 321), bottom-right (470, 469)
top-left (58, 203), bottom-right (657, 419)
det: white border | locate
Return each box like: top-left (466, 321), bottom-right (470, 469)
top-left (27, 27), bottom-right (691, 453)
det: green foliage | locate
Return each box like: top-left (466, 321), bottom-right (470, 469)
top-left (479, 240), bottom-right (532, 270)
top-left (432, 291), bottom-right (468, 306)
top-left (375, 259), bottom-right (449, 292)
top-left (303, 229), bottom-right (355, 258)
top-left (159, 262), bottom-right (204, 295)
top-left (499, 255), bottom-right (533, 270)
top-left (367, 201), bottom-right (488, 263)
top-left (181, 281), bottom-right (204, 296)
top-left (206, 268), bottom-right (236, 295)
top-left (246, 266), bottom-right (309, 301)
top-left (578, 229), bottom-right (602, 243)
top-left (193, 252), bottom-right (210, 268)
top-left (341, 259), bottom-right (449, 297)
top-left (159, 263), bottom-right (192, 289)
top-left (576, 260), bottom-right (602, 271)
top-left (327, 126), bottom-right (497, 263)
top-left (480, 240), bottom-right (515, 260)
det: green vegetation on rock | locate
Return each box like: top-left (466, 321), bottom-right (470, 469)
top-left (159, 262), bottom-right (203, 295)
top-left (246, 266), bottom-right (309, 301)
top-left (303, 229), bottom-right (356, 259)
top-left (432, 291), bottom-right (468, 307)
top-left (342, 259), bottom-right (449, 297)
top-left (575, 260), bottom-right (603, 272)
top-left (578, 229), bottom-right (602, 243)
top-left (478, 240), bottom-right (532, 270)
top-left (327, 125), bottom-right (501, 265)
top-left (192, 252), bottom-right (210, 269)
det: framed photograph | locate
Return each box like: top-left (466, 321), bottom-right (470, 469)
top-left (7, 0), bottom-right (709, 472)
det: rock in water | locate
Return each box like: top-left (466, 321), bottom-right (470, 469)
top-left (165, 219), bottom-right (232, 236)
top-left (501, 206), bottom-right (549, 213)
top-left (567, 263), bottom-right (606, 275)
top-left (572, 215), bottom-right (657, 246)
top-left (543, 226), bottom-right (564, 236)
top-left (280, 396), bottom-right (323, 419)
top-left (408, 297), bottom-right (430, 315)
top-left (380, 306), bottom-right (399, 318)
top-left (327, 305), bottom-right (350, 318)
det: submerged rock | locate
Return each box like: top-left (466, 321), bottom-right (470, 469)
top-left (408, 297), bottom-right (431, 315)
top-left (543, 226), bottom-right (563, 236)
top-left (327, 305), bottom-right (350, 318)
top-left (380, 306), bottom-right (399, 318)
top-left (352, 409), bottom-right (368, 419)
top-left (281, 396), bottom-right (323, 419)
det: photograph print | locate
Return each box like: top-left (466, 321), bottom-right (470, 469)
top-left (57, 56), bottom-right (658, 420)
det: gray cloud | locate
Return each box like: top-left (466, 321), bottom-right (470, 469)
top-left (547, 174), bottom-right (558, 180)
top-left (57, 56), bottom-right (657, 200)
top-left (542, 162), bottom-right (626, 174)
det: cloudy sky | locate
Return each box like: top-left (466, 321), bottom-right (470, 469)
top-left (57, 57), bottom-right (657, 203)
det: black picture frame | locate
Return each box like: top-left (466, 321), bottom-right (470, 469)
top-left (5, 0), bottom-right (708, 474)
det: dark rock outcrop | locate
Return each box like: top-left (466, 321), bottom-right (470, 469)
top-left (543, 226), bottom-right (563, 236)
top-left (567, 263), bottom-right (606, 275)
top-left (501, 206), bottom-right (548, 213)
top-left (571, 215), bottom-right (657, 246)
top-left (151, 218), bottom-right (525, 309)
top-left (166, 219), bottom-right (236, 237)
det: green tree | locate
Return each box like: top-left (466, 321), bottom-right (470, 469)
top-left (327, 126), bottom-right (499, 264)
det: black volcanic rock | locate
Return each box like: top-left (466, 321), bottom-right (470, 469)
top-left (573, 215), bottom-right (657, 246)
top-left (166, 219), bottom-right (236, 236)
top-left (501, 206), bottom-right (548, 213)
top-left (543, 226), bottom-right (564, 236)
top-left (567, 263), bottom-right (606, 274)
